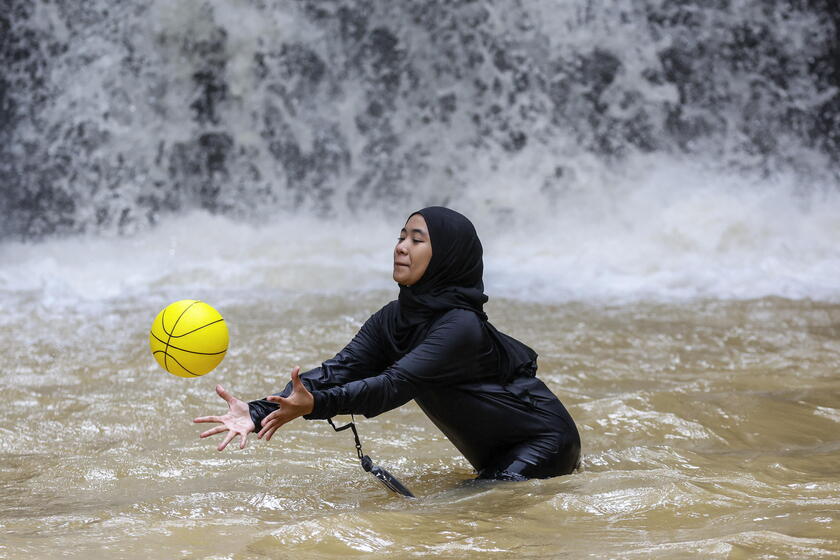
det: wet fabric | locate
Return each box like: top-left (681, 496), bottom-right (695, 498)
top-left (249, 304), bottom-right (581, 478)
top-left (249, 207), bottom-right (580, 479)
top-left (389, 206), bottom-right (539, 383)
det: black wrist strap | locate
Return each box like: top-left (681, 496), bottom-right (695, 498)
top-left (326, 416), bottom-right (415, 498)
top-left (326, 415), bottom-right (367, 467)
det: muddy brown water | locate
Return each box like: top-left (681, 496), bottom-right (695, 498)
top-left (1, 291), bottom-right (838, 558)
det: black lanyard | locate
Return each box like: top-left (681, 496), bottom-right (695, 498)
top-left (327, 416), bottom-right (415, 498)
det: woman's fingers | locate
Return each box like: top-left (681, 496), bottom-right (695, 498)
top-left (265, 424), bottom-right (282, 441)
top-left (200, 425), bottom-right (228, 438)
top-left (239, 432), bottom-right (248, 449)
top-left (258, 415), bottom-right (289, 439)
top-left (290, 366), bottom-right (302, 388)
top-left (261, 404), bottom-right (288, 425)
top-left (260, 412), bottom-right (276, 428)
top-left (257, 418), bottom-right (279, 438)
top-left (194, 415), bottom-right (222, 423)
top-left (218, 430), bottom-right (236, 451)
top-left (216, 384), bottom-right (235, 404)
top-left (261, 410), bottom-right (289, 427)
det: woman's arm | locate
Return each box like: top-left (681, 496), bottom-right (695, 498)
top-left (304, 309), bottom-right (487, 420)
top-left (248, 306), bottom-right (391, 430)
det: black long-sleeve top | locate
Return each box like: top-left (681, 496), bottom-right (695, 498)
top-left (249, 301), bottom-right (578, 471)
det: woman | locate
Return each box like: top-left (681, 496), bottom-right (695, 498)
top-left (194, 207), bottom-right (581, 480)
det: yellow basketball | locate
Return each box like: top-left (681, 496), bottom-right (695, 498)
top-left (149, 300), bottom-right (229, 377)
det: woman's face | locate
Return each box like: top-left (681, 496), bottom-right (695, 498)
top-left (393, 213), bottom-right (433, 286)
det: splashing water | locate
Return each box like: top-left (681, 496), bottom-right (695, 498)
top-left (2, 1), bottom-right (840, 558)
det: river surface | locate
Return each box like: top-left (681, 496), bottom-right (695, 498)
top-left (1, 278), bottom-right (838, 558)
top-left (4, 0), bottom-right (840, 557)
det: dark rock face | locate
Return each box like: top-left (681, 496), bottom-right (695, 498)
top-left (1, 0), bottom-right (838, 239)
top-left (805, 0), bottom-right (840, 160)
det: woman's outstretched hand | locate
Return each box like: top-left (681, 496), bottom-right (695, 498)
top-left (193, 385), bottom-right (256, 451)
top-left (257, 366), bottom-right (314, 441)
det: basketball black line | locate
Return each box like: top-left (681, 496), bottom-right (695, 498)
top-left (162, 301), bottom-right (200, 372)
top-left (165, 318), bottom-right (225, 338)
top-left (160, 306), bottom-right (176, 371)
top-left (159, 304), bottom-right (224, 338)
top-left (152, 350), bottom-right (200, 376)
top-left (160, 300), bottom-right (201, 337)
top-left (149, 331), bottom-right (227, 355)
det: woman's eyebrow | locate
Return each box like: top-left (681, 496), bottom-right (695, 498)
top-left (400, 228), bottom-right (427, 236)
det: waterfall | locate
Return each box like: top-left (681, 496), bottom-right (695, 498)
top-left (2, 0), bottom-right (838, 240)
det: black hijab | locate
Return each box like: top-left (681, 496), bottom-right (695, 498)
top-left (384, 206), bottom-right (538, 384)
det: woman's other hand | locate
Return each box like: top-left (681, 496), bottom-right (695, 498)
top-left (257, 366), bottom-right (314, 441)
top-left (193, 385), bottom-right (256, 451)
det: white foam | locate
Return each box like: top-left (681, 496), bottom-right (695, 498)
top-left (1, 158), bottom-right (838, 307)
top-left (477, 157), bottom-right (840, 303)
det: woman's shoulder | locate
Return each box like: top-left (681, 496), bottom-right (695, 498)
top-left (438, 306), bottom-right (482, 322)
top-left (363, 300), bottom-right (399, 328)
top-left (376, 300), bottom-right (485, 335)
top-left (376, 300), bottom-right (399, 319)
top-left (432, 307), bottom-right (485, 337)
top-left (380, 301), bottom-right (483, 320)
